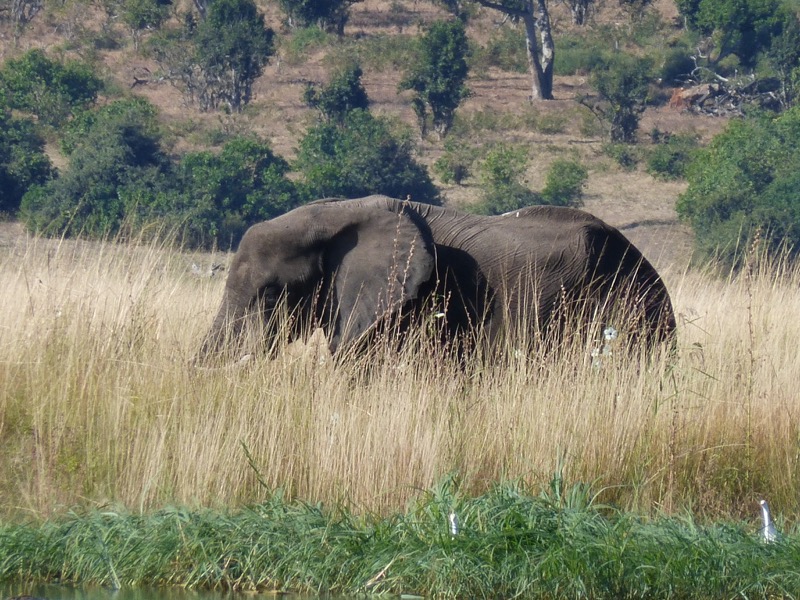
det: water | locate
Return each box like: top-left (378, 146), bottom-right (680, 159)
top-left (0, 584), bottom-right (312, 600)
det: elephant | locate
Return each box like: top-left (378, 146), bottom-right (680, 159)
top-left (196, 195), bottom-right (676, 361)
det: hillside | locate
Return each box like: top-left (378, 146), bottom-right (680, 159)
top-left (0, 0), bottom-right (733, 270)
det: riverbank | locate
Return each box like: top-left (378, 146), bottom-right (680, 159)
top-left (0, 481), bottom-right (796, 598)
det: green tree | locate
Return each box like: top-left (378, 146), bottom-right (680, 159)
top-left (399, 19), bottom-right (470, 139)
top-left (474, 143), bottom-right (538, 214)
top-left (540, 158), bottom-right (587, 206)
top-left (194, 0), bottom-right (274, 111)
top-left (295, 109), bottom-right (440, 205)
top-left (0, 94), bottom-right (54, 214)
top-left (676, 0), bottom-right (789, 67)
top-left (646, 132), bottom-right (699, 180)
top-left (0, 49), bottom-right (103, 126)
top-left (171, 137), bottom-right (302, 248)
top-left (20, 99), bottom-right (172, 238)
top-left (303, 62), bottom-right (369, 125)
top-left (582, 54), bottom-right (653, 143)
top-left (767, 13), bottom-right (800, 108)
top-left (676, 107), bottom-right (800, 264)
top-left (61, 96), bottom-right (160, 156)
top-left (474, 145), bottom-right (588, 214)
top-left (120, 0), bottom-right (172, 48)
top-left (277, 0), bottom-right (361, 35)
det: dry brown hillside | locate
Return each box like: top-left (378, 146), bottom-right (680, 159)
top-left (0, 0), bottom-right (732, 270)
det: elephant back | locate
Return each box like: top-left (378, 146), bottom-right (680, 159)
top-left (583, 219), bottom-right (676, 345)
top-left (500, 205), bottom-right (676, 346)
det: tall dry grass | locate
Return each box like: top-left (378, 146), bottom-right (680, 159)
top-left (1, 231), bottom-right (799, 523)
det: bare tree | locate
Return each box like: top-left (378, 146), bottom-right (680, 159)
top-left (564, 0), bottom-right (591, 25)
top-left (1, 0), bottom-right (43, 39)
top-left (471, 0), bottom-right (554, 99)
top-left (12, 0), bottom-right (41, 24)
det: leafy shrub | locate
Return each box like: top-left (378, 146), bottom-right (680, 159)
top-left (61, 97), bottom-right (159, 156)
top-left (676, 107), bottom-right (800, 264)
top-left (646, 132), bottom-right (699, 180)
top-left (0, 49), bottom-right (103, 125)
top-left (586, 54), bottom-right (654, 143)
top-left (473, 143), bottom-right (537, 215)
top-left (399, 19), bottom-right (471, 138)
top-left (628, 11), bottom-right (667, 45)
top-left (540, 158), bottom-right (588, 207)
top-left (303, 62), bottom-right (369, 124)
top-left (603, 143), bottom-right (641, 170)
top-left (676, 0), bottom-right (790, 67)
top-left (295, 109), bottom-right (440, 205)
top-left (474, 182), bottom-right (540, 215)
top-left (0, 97), bottom-right (54, 214)
top-left (480, 143), bottom-right (529, 189)
top-left (21, 95), bottom-right (302, 249)
top-left (120, 0), bottom-right (171, 47)
top-left (277, 0), bottom-right (357, 35)
top-left (433, 138), bottom-right (478, 185)
top-left (659, 45), bottom-right (695, 86)
top-left (767, 14), bottom-right (800, 108)
top-left (432, 154), bottom-right (466, 185)
top-left (20, 99), bottom-right (172, 238)
top-left (170, 137), bottom-right (303, 249)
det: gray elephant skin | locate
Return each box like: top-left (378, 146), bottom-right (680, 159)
top-left (197, 195), bottom-right (676, 359)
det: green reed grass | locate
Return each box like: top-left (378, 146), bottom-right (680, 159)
top-left (0, 480), bottom-right (798, 598)
top-left (2, 231), bottom-right (800, 526)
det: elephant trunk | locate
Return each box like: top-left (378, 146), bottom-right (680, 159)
top-left (195, 288), bottom-right (251, 364)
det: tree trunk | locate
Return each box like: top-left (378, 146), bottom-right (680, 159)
top-left (570, 0), bottom-right (589, 25)
top-left (535, 0), bottom-right (554, 99)
top-left (474, 0), bottom-right (554, 100)
top-left (521, 13), bottom-right (545, 100)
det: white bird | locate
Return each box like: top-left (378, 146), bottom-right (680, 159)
top-left (448, 511), bottom-right (459, 537)
top-left (759, 499), bottom-right (779, 543)
top-left (191, 262), bottom-right (225, 277)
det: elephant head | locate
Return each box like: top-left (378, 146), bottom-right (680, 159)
top-left (196, 200), bottom-right (435, 361)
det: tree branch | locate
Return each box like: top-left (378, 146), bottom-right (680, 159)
top-left (472, 0), bottom-right (531, 19)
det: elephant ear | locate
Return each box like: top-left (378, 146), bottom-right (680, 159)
top-left (317, 202), bottom-right (435, 352)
